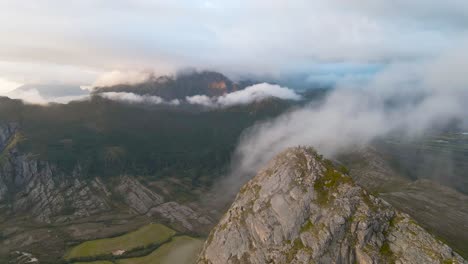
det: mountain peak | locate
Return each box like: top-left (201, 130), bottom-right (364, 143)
top-left (198, 147), bottom-right (465, 264)
top-left (93, 71), bottom-right (244, 100)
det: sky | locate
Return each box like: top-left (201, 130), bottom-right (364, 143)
top-left (0, 0), bottom-right (467, 93)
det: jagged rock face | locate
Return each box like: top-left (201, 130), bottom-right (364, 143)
top-left (198, 147), bottom-right (466, 264)
top-left (0, 123), bottom-right (212, 232)
top-left (147, 201), bottom-right (212, 231)
top-left (115, 175), bottom-right (164, 214)
top-left (0, 123), bottom-right (110, 222)
top-left (341, 147), bottom-right (468, 257)
top-left (0, 122), bottom-right (17, 202)
top-left (1, 152), bottom-right (111, 222)
top-left (0, 122), bottom-right (18, 150)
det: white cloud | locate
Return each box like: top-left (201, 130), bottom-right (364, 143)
top-left (0, 0), bottom-right (466, 84)
top-left (97, 83), bottom-right (300, 107)
top-left (212, 44), bottom-right (468, 197)
top-left (98, 92), bottom-right (180, 105)
top-left (186, 83), bottom-right (301, 107)
top-left (185, 95), bottom-right (213, 107)
top-left (5, 82), bottom-right (299, 106)
top-left (0, 60), bottom-right (99, 87)
top-left (6, 89), bottom-right (88, 105)
top-left (92, 70), bottom-right (154, 88)
top-left (0, 77), bottom-right (22, 94)
top-left (218, 83), bottom-right (301, 106)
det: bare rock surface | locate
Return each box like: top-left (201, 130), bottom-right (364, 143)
top-left (343, 147), bottom-right (468, 257)
top-left (147, 201), bottom-right (212, 231)
top-left (115, 175), bottom-right (164, 214)
top-left (198, 147), bottom-right (466, 264)
top-left (0, 123), bottom-right (206, 229)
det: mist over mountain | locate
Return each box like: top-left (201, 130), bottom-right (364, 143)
top-left (93, 71), bottom-right (256, 100)
top-left (2, 71), bottom-right (310, 109)
top-left (4, 84), bottom-right (89, 104)
top-left (1, 65), bottom-right (468, 262)
top-left (14, 84), bottom-right (88, 98)
top-left (1, 0), bottom-right (468, 263)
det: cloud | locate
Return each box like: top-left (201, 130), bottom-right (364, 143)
top-left (0, 77), bottom-right (22, 94)
top-left (186, 83), bottom-right (302, 107)
top-left (185, 95), bottom-right (213, 107)
top-left (6, 89), bottom-right (88, 105)
top-left (91, 70), bottom-right (154, 88)
top-left (97, 83), bottom-right (300, 107)
top-left (98, 92), bottom-right (180, 105)
top-left (327, 0), bottom-right (468, 28)
top-left (6, 82), bottom-right (299, 106)
top-left (0, 0), bottom-right (466, 85)
top-left (218, 83), bottom-right (302, 106)
top-left (210, 43), bottom-right (468, 200)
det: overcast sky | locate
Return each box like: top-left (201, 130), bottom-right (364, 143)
top-left (0, 0), bottom-right (467, 92)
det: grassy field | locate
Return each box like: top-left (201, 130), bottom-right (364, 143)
top-left (117, 236), bottom-right (204, 264)
top-left (65, 223), bottom-right (176, 260)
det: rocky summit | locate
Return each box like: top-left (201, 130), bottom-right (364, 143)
top-left (198, 147), bottom-right (466, 264)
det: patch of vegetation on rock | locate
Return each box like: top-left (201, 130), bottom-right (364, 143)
top-left (314, 159), bottom-right (353, 205)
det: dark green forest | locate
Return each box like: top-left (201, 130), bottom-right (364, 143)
top-left (0, 96), bottom-right (299, 185)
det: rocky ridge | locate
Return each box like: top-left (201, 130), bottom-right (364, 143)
top-left (198, 147), bottom-right (466, 264)
top-left (342, 147), bottom-right (468, 258)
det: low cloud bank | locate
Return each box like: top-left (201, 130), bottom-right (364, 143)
top-left (210, 43), bottom-right (468, 202)
top-left (5, 89), bottom-right (88, 105)
top-left (98, 92), bottom-right (180, 105)
top-left (98, 82), bottom-right (301, 107)
top-left (2, 82), bottom-right (300, 107)
top-left (186, 83), bottom-right (302, 108)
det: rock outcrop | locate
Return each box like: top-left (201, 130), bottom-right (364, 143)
top-left (198, 147), bottom-right (466, 264)
top-left (0, 123), bottom-right (111, 222)
top-left (147, 201), bottom-right (212, 231)
top-left (115, 175), bottom-right (164, 214)
top-left (0, 123), bottom-right (210, 229)
top-left (0, 122), bottom-right (18, 202)
top-left (341, 147), bottom-right (468, 257)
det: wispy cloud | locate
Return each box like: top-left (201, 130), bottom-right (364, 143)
top-left (3, 82), bottom-right (301, 107)
top-left (6, 89), bottom-right (88, 105)
top-left (91, 70), bottom-right (154, 87)
top-left (186, 83), bottom-right (301, 108)
top-left (211, 42), bottom-right (468, 199)
top-left (0, 77), bottom-right (22, 94)
top-left (98, 92), bottom-right (180, 105)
